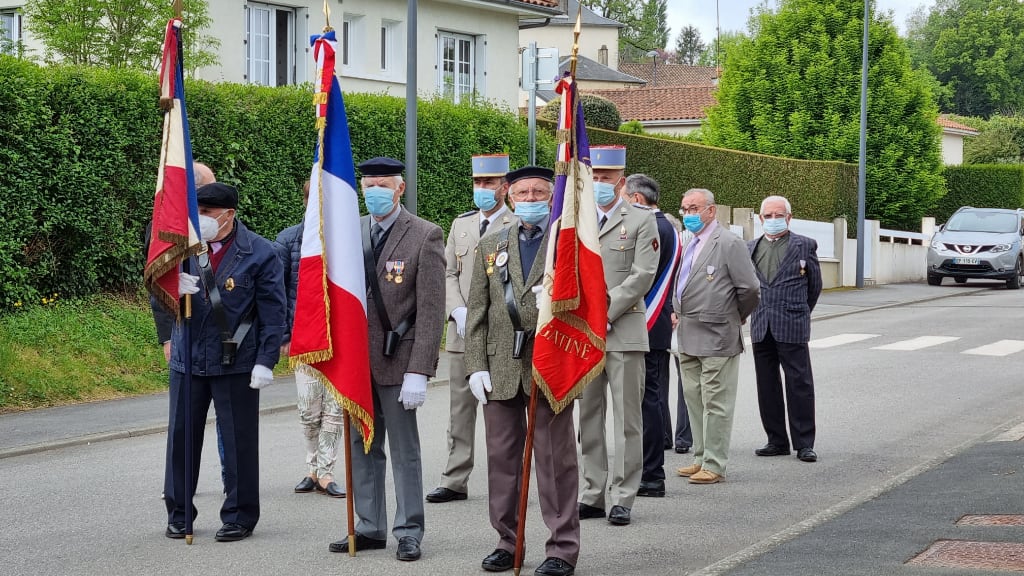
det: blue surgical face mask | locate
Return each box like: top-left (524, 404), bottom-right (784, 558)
top-left (473, 187), bottom-right (498, 212)
top-left (514, 201), bottom-right (550, 226)
top-left (363, 186), bottom-right (396, 217)
top-left (762, 217), bottom-right (789, 236)
top-left (594, 181), bottom-right (618, 206)
top-left (683, 213), bottom-right (705, 234)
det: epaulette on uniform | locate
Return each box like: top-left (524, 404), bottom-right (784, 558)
top-left (457, 210), bottom-right (480, 218)
top-left (633, 204), bottom-right (652, 210)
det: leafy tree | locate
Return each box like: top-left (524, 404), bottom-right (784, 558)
top-left (963, 115), bottom-right (1024, 164)
top-left (697, 30), bottom-right (747, 68)
top-left (540, 94), bottom-right (622, 131)
top-left (673, 25), bottom-right (705, 65)
top-left (23, 0), bottom-right (218, 74)
top-left (582, 0), bottom-right (669, 62)
top-left (703, 0), bottom-right (944, 229)
top-left (905, 0), bottom-right (1024, 118)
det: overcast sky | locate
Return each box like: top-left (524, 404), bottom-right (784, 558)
top-left (664, 0), bottom-right (929, 48)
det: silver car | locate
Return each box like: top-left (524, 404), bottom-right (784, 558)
top-left (927, 207), bottom-right (1024, 288)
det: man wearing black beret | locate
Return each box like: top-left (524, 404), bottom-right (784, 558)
top-left (162, 181), bottom-right (286, 543)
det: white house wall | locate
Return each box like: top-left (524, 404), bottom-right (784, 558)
top-left (523, 23), bottom-right (617, 66)
top-left (941, 132), bottom-right (964, 165)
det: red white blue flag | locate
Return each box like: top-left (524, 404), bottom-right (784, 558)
top-left (289, 30), bottom-right (374, 451)
top-left (144, 19), bottom-right (200, 316)
top-left (532, 74), bottom-right (608, 414)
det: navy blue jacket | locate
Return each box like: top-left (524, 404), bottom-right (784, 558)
top-left (275, 222), bottom-right (302, 343)
top-left (167, 220), bottom-right (287, 376)
top-left (646, 210), bottom-right (679, 351)
top-left (747, 232), bottom-right (822, 344)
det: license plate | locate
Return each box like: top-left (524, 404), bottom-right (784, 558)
top-left (954, 257), bottom-right (980, 265)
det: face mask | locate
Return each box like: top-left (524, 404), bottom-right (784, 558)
top-left (198, 215), bottom-right (219, 242)
top-left (514, 201), bottom-right (550, 226)
top-left (363, 186), bottom-right (396, 217)
top-left (473, 187), bottom-right (498, 212)
top-left (594, 182), bottom-right (617, 206)
top-left (762, 217), bottom-right (788, 236)
top-left (683, 213), bottom-right (705, 234)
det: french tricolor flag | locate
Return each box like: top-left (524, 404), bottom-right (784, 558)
top-left (290, 31), bottom-right (373, 450)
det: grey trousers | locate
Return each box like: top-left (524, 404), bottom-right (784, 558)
top-left (438, 351), bottom-right (477, 492)
top-left (348, 383), bottom-right (425, 542)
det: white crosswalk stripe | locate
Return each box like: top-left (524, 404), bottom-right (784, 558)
top-left (872, 336), bottom-right (961, 351)
top-left (809, 333), bottom-right (880, 349)
top-left (962, 340), bottom-right (1024, 357)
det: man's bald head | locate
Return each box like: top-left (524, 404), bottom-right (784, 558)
top-left (193, 162), bottom-right (216, 187)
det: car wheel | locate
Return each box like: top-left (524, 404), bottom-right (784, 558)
top-left (954, 277), bottom-right (967, 284)
top-left (927, 273), bottom-right (942, 286)
top-left (1007, 258), bottom-right (1022, 290)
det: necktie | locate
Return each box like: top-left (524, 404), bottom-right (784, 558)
top-left (599, 215), bottom-right (608, 229)
top-left (479, 218), bottom-right (489, 237)
top-left (371, 223), bottom-right (385, 262)
top-left (676, 237), bottom-right (700, 299)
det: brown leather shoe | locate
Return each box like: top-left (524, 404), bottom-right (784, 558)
top-left (676, 463), bottom-right (701, 477)
top-left (688, 469), bottom-right (723, 484)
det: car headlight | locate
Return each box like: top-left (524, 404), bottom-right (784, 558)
top-left (930, 239), bottom-right (942, 250)
top-left (991, 243), bottom-right (1012, 253)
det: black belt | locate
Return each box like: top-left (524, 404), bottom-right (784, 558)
top-left (196, 248), bottom-right (255, 366)
top-left (361, 219), bottom-right (415, 356)
top-left (498, 227), bottom-right (532, 359)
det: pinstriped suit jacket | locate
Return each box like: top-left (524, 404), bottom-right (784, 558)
top-left (747, 232), bottom-right (823, 344)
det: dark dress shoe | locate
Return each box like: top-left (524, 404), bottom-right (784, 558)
top-left (577, 502), bottom-right (605, 519)
top-left (425, 486), bottom-right (467, 503)
top-left (797, 448), bottom-right (818, 462)
top-left (294, 476), bottom-right (317, 493)
top-left (329, 533), bottom-right (387, 553)
top-left (535, 556), bottom-right (575, 576)
top-left (482, 548), bottom-right (515, 572)
top-left (637, 480), bottom-right (666, 498)
top-left (323, 481), bottom-right (346, 498)
top-left (396, 536), bottom-right (421, 561)
top-left (674, 445), bottom-right (691, 454)
top-left (755, 443), bottom-right (791, 456)
top-left (608, 505), bottom-right (631, 526)
top-left (165, 522), bottom-right (186, 539)
top-left (214, 523), bottom-right (252, 542)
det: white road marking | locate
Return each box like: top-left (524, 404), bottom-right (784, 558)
top-left (808, 333), bottom-right (880, 349)
top-left (872, 336), bottom-right (961, 351)
top-left (962, 339), bottom-right (1024, 357)
top-left (991, 422), bottom-right (1024, 442)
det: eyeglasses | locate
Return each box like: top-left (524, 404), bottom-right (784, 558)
top-left (511, 188), bottom-right (551, 201)
top-left (761, 213), bottom-right (789, 220)
top-left (679, 204), bottom-right (711, 216)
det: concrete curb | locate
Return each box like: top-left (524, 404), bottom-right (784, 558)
top-left (0, 378), bottom-right (451, 460)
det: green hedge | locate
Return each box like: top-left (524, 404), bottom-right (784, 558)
top-left (933, 165), bottom-right (1024, 223)
top-left (584, 127), bottom-right (858, 230)
top-left (0, 56), bottom-right (556, 311)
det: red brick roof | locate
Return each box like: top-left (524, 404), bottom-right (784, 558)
top-left (588, 85), bottom-right (718, 122)
top-left (937, 116), bottom-right (979, 135)
top-left (513, 0), bottom-right (561, 7)
top-left (617, 63), bottom-right (719, 86)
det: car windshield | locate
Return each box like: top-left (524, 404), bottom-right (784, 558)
top-left (945, 211), bottom-right (1019, 233)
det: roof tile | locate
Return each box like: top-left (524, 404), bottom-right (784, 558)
top-left (588, 85), bottom-right (718, 122)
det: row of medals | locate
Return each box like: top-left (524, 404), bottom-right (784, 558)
top-left (385, 260), bottom-right (406, 284)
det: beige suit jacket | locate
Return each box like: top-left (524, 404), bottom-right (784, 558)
top-left (464, 218), bottom-right (549, 401)
top-left (362, 208), bottom-right (446, 385)
top-left (598, 202), bottom-right (659, 352)
top-left (673, 223), bottom-right (760, 358)
top-left (444, 208), bottom-right (513, 352)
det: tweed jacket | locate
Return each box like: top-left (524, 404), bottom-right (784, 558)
top-left (362, 208), bottom-right (446, 385)
top-left (598, 201), bottom-right (660, 352)
top-left (464, 217), bottom-right (549, 401)
top-left (444, 207), bottom-right (513, 353)
top-left (747, 232), bottom-right (822, 344)
top-left (673, 223), bottom-right (760, 358)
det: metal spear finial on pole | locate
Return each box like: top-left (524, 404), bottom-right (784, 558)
top-left (569, 5), bottom-right (582, 80)
top-left (323, 0), bottom-right (333, 32)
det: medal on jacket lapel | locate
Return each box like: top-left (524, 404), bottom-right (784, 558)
top-left (394, 261), bottom-right (405, 284)
top-left (799, 259), bottom-right (807, 276)
top-left (385, 261), bottom-right (395, 282)
top-left (706, 265), bottom-right (715, 281)
top-left (486, 252), bottom-right (496, 275)
top-left (225, 277), bottom-right (235, 291)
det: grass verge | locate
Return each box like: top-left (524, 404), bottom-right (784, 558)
top-left (0, 294), bottom-right (168, 412)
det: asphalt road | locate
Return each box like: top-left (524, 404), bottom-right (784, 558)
top-left (1, 284), bottom-right (1022, 576)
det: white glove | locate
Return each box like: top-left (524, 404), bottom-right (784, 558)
top-left (398, 372), bottom-right (428, 410)
top-left (178, 272), bottom-right (200, 295)
top-left (607, 322), bottom-right (612, 332)
top-left (451, 307), bottom-right (468, 339)
top-left (468, 371), bottom-right (492, 405)
top-left (532, 285), bottom-right (544, 309)
top-left (249, 364), bottom-right (274, 389)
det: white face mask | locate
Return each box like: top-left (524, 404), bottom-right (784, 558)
top-left (198, 215), bottom-right (219, 242)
